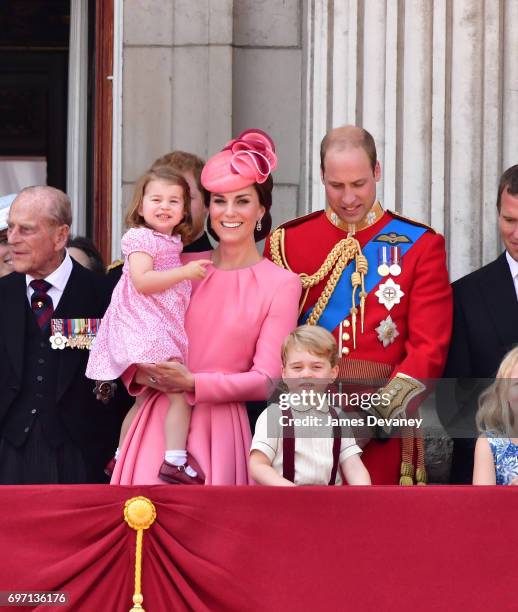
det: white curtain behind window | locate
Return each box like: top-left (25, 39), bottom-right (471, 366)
top-left (0, 157), bottom-right (47, 194)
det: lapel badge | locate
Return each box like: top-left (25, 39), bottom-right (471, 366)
top-left (376, 315), bottom-right (400, 347)
top-left (375, 278), bottom-right (405, 311)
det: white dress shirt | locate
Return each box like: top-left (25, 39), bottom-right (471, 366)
top-left (505, 251), bottom-right (518, 301)
top-left (251, 400), bottom-right (361, 486)
top-left (26, 251), bottom-right (74, 310)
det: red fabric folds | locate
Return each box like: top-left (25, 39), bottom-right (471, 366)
top-left (0, 485), bottom-right (516, 611)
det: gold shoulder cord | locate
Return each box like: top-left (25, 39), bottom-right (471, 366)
top-left (270, 228), bottom-right (368, 348)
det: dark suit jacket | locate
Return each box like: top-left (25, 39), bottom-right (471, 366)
top-left (447, 253), bottom-right (518, 377)
top-left (0, 260), bottom-right (130, 481)
top-left (439, 252), bottom-right (518, 433)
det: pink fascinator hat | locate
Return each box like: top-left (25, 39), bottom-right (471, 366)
top-left (201, 129), bottom-right (277, 193)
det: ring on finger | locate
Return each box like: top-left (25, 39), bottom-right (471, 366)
top-left (149, 376), bottom-right (157, 384)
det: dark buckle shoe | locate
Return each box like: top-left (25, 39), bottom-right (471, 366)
top-left (104, 456), bottom-right (116, 477)
top-left (158, 454), bottom-right (205, 485)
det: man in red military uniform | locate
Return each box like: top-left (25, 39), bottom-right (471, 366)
top-left (266, 126), bottom-right (452, 484)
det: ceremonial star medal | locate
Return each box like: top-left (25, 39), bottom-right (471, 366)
top-left (49, 331), bottom-right (67, 350)
top-left (376, 315), bottom-right (399, 347)
top-left (375, 277), bottom-right (405, 311)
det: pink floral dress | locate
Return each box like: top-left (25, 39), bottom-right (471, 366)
top-left (86, 227), bottom-right (190, 380)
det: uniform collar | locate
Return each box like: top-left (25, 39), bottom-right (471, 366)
top-left (325, 200), bottom-right (384, 233)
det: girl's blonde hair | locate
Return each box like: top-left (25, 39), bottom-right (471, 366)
top-left (125, 166), bottom-right (193, 244)
top-left (281, 325), bottom-right (338, 368)
top-left (476, 346), bottom-right (518, 436)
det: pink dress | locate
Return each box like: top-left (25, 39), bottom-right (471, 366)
top-left (86, 227), bottom-right (190, 380)
top-left (111, 253), bottom-right (302, 485)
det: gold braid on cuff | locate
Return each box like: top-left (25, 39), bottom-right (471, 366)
top-left (373, 373), bottom-right (426, 421)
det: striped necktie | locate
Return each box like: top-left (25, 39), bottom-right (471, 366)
top-left (29, 279), bottom-right (54, 331)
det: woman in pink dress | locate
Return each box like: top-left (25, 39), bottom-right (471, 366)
top-left (112, 129), bottom-right (301, 484)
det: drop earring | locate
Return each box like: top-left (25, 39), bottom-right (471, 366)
top-left (256, 218), bottom-right (262, 232)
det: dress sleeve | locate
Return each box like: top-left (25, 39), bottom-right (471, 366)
top-left (121, 228), bottom-right (158, 259)
top-left (187, 273), bottom-right (302, 404)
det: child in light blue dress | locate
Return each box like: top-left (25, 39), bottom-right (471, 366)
top-left (473, 347), bottom-right (518, 485)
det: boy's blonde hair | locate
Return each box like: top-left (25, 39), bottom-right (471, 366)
top-left (281, 325), bottom-right (338, 367)
top-left (476, 346), bottom-right (518, 436)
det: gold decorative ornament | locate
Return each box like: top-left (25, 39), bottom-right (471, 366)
top-left (124, 496), bottom-right (157, 612)
top-left (270, 228), bottom-right (369, 348)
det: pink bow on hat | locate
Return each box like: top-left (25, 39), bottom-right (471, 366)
top-left (223, 129), bottom-right (277, 184)
top-left (201, 129), bottom-right (278, 193)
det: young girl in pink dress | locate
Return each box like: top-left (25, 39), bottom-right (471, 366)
top-left (111, 129), bottom-right (302, 484)
top-left (86, 166), bottom-right (211, 483)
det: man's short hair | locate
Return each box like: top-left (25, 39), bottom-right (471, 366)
top-left (320, 125), bottom-right (377, 173)
top-left (497, 164), bottom-right (518, 213)
top-left (17, 186), bottom-right (72, 226)
top-left (282, 325), bottom-right (338, 368)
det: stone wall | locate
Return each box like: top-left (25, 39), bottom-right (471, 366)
top-left (119, 0), bottom-right (303, 253)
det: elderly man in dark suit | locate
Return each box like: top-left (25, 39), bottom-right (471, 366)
top-left (441, 165), bottom-right (518, 483)
top-left (0, 186), bottom-right (128, 484)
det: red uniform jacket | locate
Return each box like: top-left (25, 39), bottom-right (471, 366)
top-left (265, 207), bottom-right (453, 483)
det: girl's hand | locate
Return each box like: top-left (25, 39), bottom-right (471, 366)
top-left (511, 477), bottom-right (518, 486)
top-left (182, 259), bottom-right (212, 280)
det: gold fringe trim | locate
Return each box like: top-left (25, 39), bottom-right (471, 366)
top-left (399, 425), bottom-right (427, 486)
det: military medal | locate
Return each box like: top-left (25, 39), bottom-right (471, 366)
top-left (375, 277), bottom-right (405, 311)
top-left (377, 246), bottom-right (390, 277)
top-left (49, 318), bottom-right (101, 350)
top-left (49, 319), bottom-right (68, 350)
top-left (389, 246), bottom-right (402, 276)
top-left (375, 315), bottom-right (400, 347)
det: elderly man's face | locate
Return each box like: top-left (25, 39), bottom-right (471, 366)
top-left (0, 229), bottom-right (12, 277)
top-left (499, 188), bottom-right (518, 263)
top-left (7, 194), bottom-right (69, 278)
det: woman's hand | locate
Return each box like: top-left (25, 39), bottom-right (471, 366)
top-left (135, 362), bottom-right (195, 393)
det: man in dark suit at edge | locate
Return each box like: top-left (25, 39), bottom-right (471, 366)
top-left (0, 186), bottom-right (128, 484)
top-left (442, 165), bottom-right (518, 483)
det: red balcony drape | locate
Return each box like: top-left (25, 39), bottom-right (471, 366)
top-left (0, 485), bottom-right (515, 611)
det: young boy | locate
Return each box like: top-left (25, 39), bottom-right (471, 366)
top-left (250, 325), bottom-right (371, 486)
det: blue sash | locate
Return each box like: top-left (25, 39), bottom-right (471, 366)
top-left (300, 218), bottom-right (427, 331)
